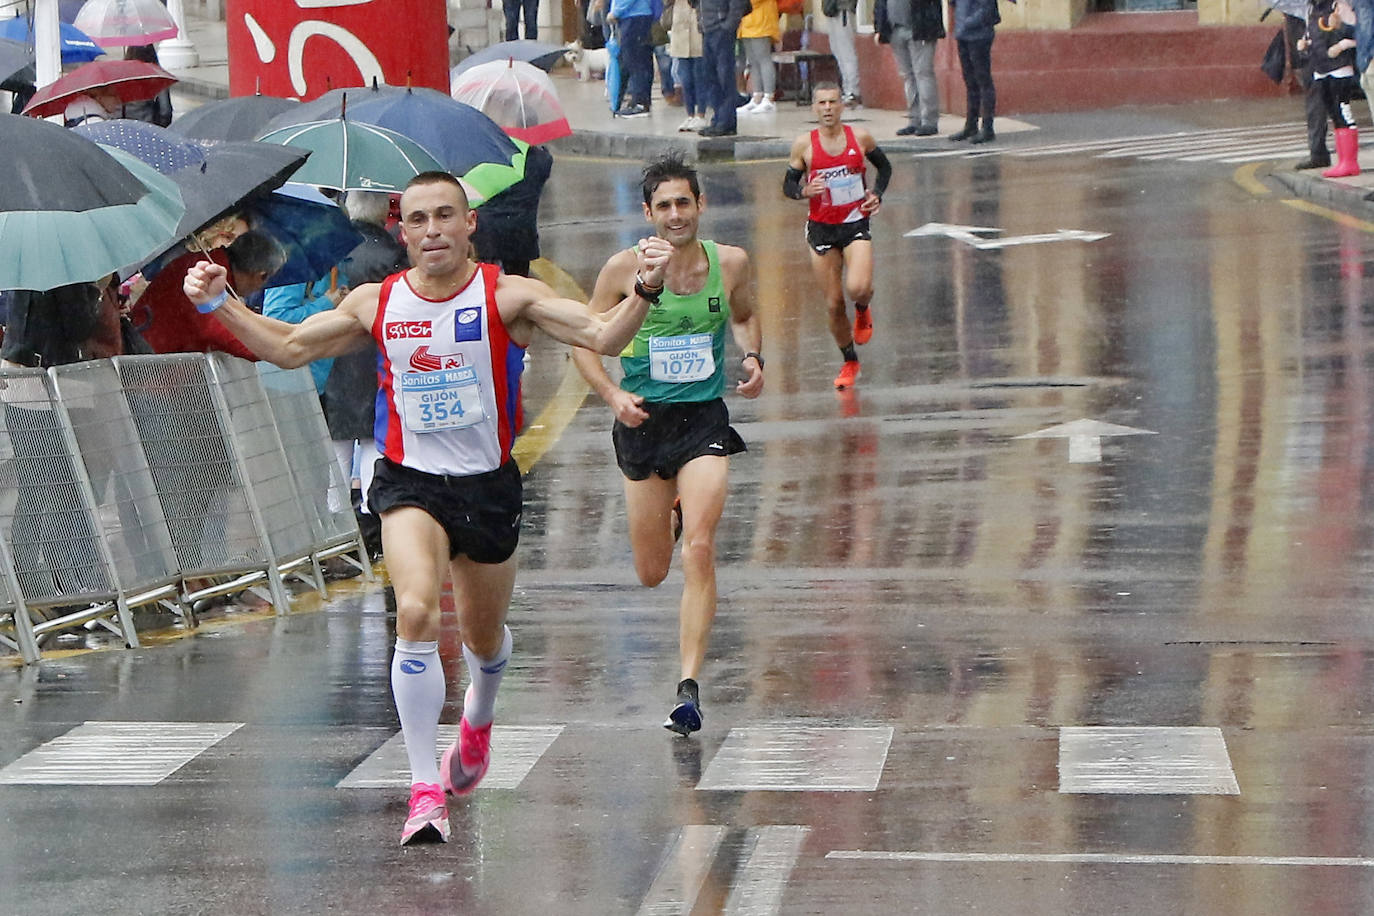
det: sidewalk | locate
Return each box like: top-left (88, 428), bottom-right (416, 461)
top-left (162, 6), bottom-right (1374, 214)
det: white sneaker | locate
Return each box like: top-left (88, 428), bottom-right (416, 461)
top-left (677, 117), bottom-right (696, 132)
top-left (736, 97), bottom-right (760, 114)
top-left (753, 98), bottom-right (775, 114)
top-left (689, 115), bottom-right (709, 130)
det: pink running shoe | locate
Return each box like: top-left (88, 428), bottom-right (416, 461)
top-left (400, 782), bottom-right (449, 845)
top-left (441, 688), bottom-right (492, 796)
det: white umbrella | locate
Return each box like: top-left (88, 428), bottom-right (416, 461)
top-left (73, 0), bottom-right (179, 48)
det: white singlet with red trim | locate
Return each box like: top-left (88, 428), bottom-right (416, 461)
top-left (373, 263), bottom-right (523, 477)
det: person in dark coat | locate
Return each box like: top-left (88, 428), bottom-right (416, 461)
top-left (948, 0), bottom-right (999, 144)
top-left (470, 145), bottom-right (554, 279)
top-left (874, 0), bottom-right (945, 136)
top-left (120, 45), bottom-right (173, 127)
top-left (323, 191), bottom-right (408, 559)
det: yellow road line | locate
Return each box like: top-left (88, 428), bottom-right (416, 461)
top-left (1281, 197), bottom-right (1374, 233)
top-left (1232, 162), bottom-right (1271, 197)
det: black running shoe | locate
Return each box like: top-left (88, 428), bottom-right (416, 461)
top-left (664, 678), bottom-right (702, 736)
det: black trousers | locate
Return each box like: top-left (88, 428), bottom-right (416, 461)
top-left (956, 38), bottom-right (995, 123)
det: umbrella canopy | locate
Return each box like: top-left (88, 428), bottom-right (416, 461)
top-left (22, 58), bottom-right (176, 119)
top-left (74, 118), bottom-right (207, 173)
top-left (450, 58), bottom-right (571, 145)
top-left (0, 14), bottom-right (104, 63)
top-left (604, 28), bottom-right (622, 116)
top-left (0, 114), bottom-right (183, 290)
top-left (452, 39), bottom-right (567, 75)
top-left (168, 94), bottom-right (300, 143)
top-left (258, 82), bottom-right (405, 133)
top-left (257, 116), bottom-right (446, 194)
top-left (239, 184), bottom-right (365, 289)
top-left (132, 139), bottom-right (309, 277)
top-left (73, 0), bottom-right (178, 47)
top-left (265, 87), bottom-right (528, 204)
top-left (0, 36), bottom-right (34, 90)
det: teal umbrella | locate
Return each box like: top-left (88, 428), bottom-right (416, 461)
top-left (0, 113), bottom-right (183, 291)
top-left (257, 116), bottom-right (445, 195)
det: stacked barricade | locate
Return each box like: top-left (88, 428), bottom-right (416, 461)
top-left (0, 354), bottom-right (374, 665)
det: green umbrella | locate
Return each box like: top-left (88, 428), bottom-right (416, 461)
top-left (257, 117), bottom-right (446, 194)
top-left (0, 114), bottom-right (184, 291)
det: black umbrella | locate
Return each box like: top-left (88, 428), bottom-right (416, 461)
top-left (167, 94), bottom-right (302, 143)
top-left (0, 36), bottom-right (34, 92)
top-left (142, 139), bottom-right (308, 262)
top-left (0, 113), bottom-right (183, 290)
top-left (452, 39), bottom-right (568, 76)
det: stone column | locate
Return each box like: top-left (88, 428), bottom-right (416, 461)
top-left (158, 0), bottom-right (200, 69)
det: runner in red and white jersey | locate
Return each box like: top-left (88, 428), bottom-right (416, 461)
top-left (184, 171), bottom-right (667, 847)
top-left (783, 83), bottom-right (892, 390)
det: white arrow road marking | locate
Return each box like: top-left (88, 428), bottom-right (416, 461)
top-left (905, 222), bottom-right (1110, 249)
top-left (1016, 418), bottom-right (1157, 463)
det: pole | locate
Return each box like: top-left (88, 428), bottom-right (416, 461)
top-left (157, 0), bottom-right (199, 69)
top-left (32, 0), bottom-right (59, 87)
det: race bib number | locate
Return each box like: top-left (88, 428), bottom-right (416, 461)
top-left (399, 367), bottom-right (485, 432)
top-left (826, 171), bottom-right (864, 206)
top-left (649, 334), bottom-right (715, 384)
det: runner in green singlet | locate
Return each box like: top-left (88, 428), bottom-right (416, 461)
top-left (572, 152), bottom-right (764, 736)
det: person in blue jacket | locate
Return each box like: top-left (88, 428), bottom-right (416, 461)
top-left (608, 0), bottom-right (662, 117)
top-left (948, 0), bottom-right (999, 144)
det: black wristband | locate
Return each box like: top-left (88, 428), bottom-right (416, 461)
top-left (634, 272), bottom-right (663, 304)
top-left (743, 351), bottom-right (764, 370)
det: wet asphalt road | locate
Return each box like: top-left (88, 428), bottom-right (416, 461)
top-left (7, 118), bottom-right (1374, 914)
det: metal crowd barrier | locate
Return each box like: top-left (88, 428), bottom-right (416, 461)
top-left (0, 354), bottom-right (374, 665)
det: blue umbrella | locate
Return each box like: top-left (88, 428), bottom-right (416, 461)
top-left (604, 25), bottom-right (621, 116)
top-left (0, 15), bottom-right (104, 64)
top-left (74, 118), bottom-right (207, 173)
top-left (241, 184), bottom-right (364, 288)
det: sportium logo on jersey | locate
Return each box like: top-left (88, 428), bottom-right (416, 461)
top-left (385, 320), bottom-right (432, 339)
top-left (410, 346), bottom-right (467, 372)
top-left (454, 307), bottom-right (483, 342)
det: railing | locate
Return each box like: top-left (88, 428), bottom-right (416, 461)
top-left (0, 353), bottom-right (374, 665)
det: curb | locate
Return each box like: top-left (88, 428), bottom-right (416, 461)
top-left (1271, 168), bottom-right (1373, 219)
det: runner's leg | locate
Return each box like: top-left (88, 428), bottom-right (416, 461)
top-left (623, 472), bottom-right (681, 587)
top-left (673, 454), bottom-right (728, 681)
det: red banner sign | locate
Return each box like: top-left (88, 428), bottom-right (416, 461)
top-left (226, 0), bottom-right (450, 101)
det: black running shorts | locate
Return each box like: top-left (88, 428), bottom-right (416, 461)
top-left (805, 218), bottom-right (872, 255)
top-left (612, 398), bottom-right (746, 481)
top-left (368, 457), bottom-right (523, 563)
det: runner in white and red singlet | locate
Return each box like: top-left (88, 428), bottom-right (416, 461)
top-left (783, 82), bottom-right (892, 390)
top-left (184, 171), bottom-right (667, 847)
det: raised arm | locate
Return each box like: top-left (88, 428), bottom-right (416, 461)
top-left (506, 236), bottom-right (670, 355)
top-left (183, 260), bottom-right (373, 368)
top-left (570, 246), bottom-right (652, 426)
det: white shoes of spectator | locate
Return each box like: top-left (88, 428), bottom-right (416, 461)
top-left (678, 115), bottom-right (710, 131)
top-left (737, 97), bottom-right (776, 115)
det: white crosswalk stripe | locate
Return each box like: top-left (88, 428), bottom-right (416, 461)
top-left (913, 122), bottom-right (1319, 166)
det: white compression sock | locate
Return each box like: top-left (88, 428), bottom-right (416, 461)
top-left (391, 638), bottom-right (444, 786)
top-left (461, 626), bottom-right (512, 728)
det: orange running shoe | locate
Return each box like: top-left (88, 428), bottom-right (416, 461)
top-left (834, 360), bottom-right (861, 389)
top-left (852, 307), bottom-right (873, 345)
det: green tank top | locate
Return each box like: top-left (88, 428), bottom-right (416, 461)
top-left (620, 240), bottom-right (729, 404)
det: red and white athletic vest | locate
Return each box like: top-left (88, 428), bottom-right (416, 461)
top-left (807, 125), bottom-right (867, 225)
top-left (373, 264), bottom-right (524, 477)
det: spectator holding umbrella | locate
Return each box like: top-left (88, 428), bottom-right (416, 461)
top-left (120, 45), bottom-right (172, 127)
